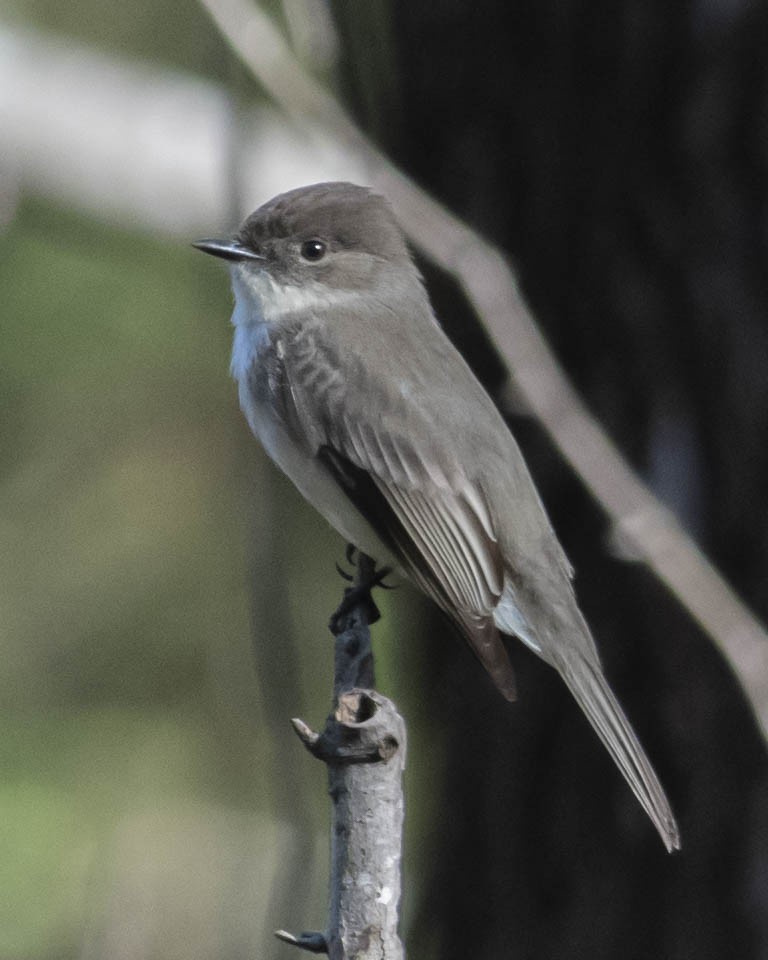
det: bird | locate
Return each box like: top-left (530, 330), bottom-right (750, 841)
top-left (193, 180), bottom-right (680, 851)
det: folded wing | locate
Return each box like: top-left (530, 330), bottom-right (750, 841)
top-left (278, 325), bottom-right (518, 699)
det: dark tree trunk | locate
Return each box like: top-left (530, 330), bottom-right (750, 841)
top-left (333, 1), bottom-right (768, 957)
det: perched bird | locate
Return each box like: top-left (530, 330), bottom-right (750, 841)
top-left (194, 181), bottom-right (680, 851)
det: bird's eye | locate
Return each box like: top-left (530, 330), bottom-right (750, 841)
top-left (300, 239), bottom-right (327, 262)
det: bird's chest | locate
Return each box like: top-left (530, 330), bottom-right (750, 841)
top-left (229, 318), bottom-right (392, 561)
top-left (230, 319), bottom-right (292, 461)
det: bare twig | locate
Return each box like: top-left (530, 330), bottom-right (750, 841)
top-left (278, 555), bottom-right (406, 959)
top-left (195, 0), bottom-right (768, 741)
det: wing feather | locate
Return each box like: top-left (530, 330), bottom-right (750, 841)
top-left (277, 324), bottom-right (517, 698)
top-left (263, 318), bottom-right (679, 847)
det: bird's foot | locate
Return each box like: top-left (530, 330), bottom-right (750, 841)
top-left (330, 548), bottom-right (394, 635)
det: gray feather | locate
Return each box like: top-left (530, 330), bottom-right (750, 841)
top-left (216, 181), bottom-right (680, 850)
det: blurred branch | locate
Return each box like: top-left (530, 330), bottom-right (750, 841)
top-left (196, 0), bottom-right (768, 742)
top-left (0, 23), bottom-right (367, 237)
top-left (278, 556), bottom-right (406, 958)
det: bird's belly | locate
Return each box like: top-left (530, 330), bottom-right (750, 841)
top-left (238, 378), bottom-right (396, 566)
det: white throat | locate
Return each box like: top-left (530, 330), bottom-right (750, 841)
top-left (230, 266), bottom-right (361, 328)
top-left (226, 265), bottom-right (395, 565)
top-left (229, 265), bottom-right (366, 382)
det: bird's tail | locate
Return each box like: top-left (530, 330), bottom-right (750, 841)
top-left (559, 654), bottom-right (681, 852)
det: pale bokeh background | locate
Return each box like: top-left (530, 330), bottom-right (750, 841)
top-left (1, 3), bottom-right (433, 957)
top-left (5, 2), bottom-right (768, 958)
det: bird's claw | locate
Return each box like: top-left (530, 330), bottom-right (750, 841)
top-left (329, 562), bottom-right (394, 635)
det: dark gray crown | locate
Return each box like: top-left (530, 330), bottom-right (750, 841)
top-left (238, 182), bottom-right (410, 261)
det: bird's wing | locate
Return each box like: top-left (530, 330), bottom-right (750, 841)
top-left (275, 324), bottom-right (518, 699)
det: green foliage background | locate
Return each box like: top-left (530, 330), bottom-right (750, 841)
top-left (1, 6), bottom-right (436, 957)
top-left (6, 1), bottom-right (768, 958)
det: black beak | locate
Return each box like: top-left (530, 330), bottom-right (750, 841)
top-left (192, 239), bottom-right (265, 263)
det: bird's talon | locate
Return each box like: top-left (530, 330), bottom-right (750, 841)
top-left (329, 559), bottom-right (388, 635)
top-left (371, 565), bottom-right (394, 590)
top-left (335, 560), bottom-right (354, 582)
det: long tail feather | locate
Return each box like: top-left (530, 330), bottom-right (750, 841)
top-left (559, 655), bottom-right (681, 852)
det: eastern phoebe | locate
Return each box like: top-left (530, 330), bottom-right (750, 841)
top-left (194, 181), bottom-right (680, 851)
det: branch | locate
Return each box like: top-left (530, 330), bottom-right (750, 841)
top-left (277, 554), bottom-right (406, 959)
top-left (195, 0), bottom-right (768, 741)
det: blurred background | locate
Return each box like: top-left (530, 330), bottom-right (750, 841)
top-left (2, 1), bottom-right (768, 958)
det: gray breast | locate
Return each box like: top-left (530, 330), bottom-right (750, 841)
top-left (229, 318), bottom-right (395, 565)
